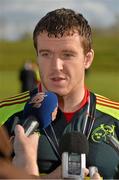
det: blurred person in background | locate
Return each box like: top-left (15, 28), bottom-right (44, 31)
top-left (19, 60), bottom-right (39, 92)
top-left (0, 7), bottom-right (119, 179)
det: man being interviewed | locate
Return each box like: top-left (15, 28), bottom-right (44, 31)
top-left (4, 8), bottom-right (119, 179)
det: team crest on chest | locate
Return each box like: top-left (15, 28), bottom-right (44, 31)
top-left (91, 124), bottom-right (115, 143)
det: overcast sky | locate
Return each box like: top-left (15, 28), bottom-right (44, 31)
top-left (0, 0), bottom-right (119, 40)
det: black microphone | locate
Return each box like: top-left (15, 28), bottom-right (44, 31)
top-left (59, 131), bottom-right (89, 179)
top-left (106, 134), bottom-right (119, 155)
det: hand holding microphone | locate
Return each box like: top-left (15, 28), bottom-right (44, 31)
top-left (11, 92), bottom-right (58, 149)
top-left (23, 91), bottom-right (60, 160)
top-left (12, 124), bottom-right (39, 176)
top-left (12, 91), bottom-right (59, 176)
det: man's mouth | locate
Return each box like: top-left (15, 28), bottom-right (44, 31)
top-left (51, 77), bottom-right (65, 81)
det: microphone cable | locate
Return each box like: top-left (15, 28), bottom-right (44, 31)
top-left (43, 127), bottom-right (61, 161)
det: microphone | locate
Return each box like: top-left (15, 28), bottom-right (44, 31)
top-left (106, 134), bottom-right (119, 155)
top-left (59, 131), bottom-right (89, 179)
top-left (22, 116), bottom-right (39, 136)
top-left (23, 91), bottom-right (60, 159)
top-left (23, 91), bottom-right (58, 130)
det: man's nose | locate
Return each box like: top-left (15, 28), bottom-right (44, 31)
top-left (51, 56), bottom-right (63, 71)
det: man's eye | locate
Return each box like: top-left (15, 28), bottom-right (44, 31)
top-left (63, 53), bottom-right (74, 58)
top-left (41, 52), bottom-right (49, 57)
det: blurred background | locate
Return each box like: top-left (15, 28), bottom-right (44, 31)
top-left (0, 0), bottom-right (119, 100)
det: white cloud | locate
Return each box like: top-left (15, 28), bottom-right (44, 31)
top-left (0, 0), bottom-right (118, 40)
top-left (79, 1), bottom-right (116, 27)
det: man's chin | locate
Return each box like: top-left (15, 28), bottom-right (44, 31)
top-left (53, 90), bottom-right (68, 97)
top-left (44, 85), bottom-right (68, 96)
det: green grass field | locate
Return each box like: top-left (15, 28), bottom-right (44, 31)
top-left (86, 71), bottom-right (119, 101)
top-left (0, 30), bottom-right (119, 101)
top-left (0, 70), bottom-right (119, 101)
top-left (0, 37), bottom-right (36, 70)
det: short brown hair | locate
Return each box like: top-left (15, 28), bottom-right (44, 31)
top-left (33, 8), bottom-right (92, 54)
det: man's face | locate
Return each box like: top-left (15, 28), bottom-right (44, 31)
top-left (36, 32), bottom-right (93, 96)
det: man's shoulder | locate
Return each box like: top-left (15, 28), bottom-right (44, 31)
top-left (0, 91), bottom-right (30, 126)
top-left (94, 93), bottom-right (119, 120)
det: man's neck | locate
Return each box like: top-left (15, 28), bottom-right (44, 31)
top-left (38, 83), bottom-right (86, 112)
top-left (58, 87), bottom-right (85, 112)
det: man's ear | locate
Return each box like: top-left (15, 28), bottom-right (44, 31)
top-left (84, 49), bottom-right (94, 69)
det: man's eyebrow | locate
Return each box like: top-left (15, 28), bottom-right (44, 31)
top-left (38, 49), bottom-right (51, 53)
top-left (38, 49), bottom-right (77, 54)
top-left (62, 50), bottom-right (77, 54)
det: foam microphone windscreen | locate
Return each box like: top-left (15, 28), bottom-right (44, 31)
top-left (59, 131), bottom-right (89, 155)
top-left (23, 92), bottom-right (58, 129)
